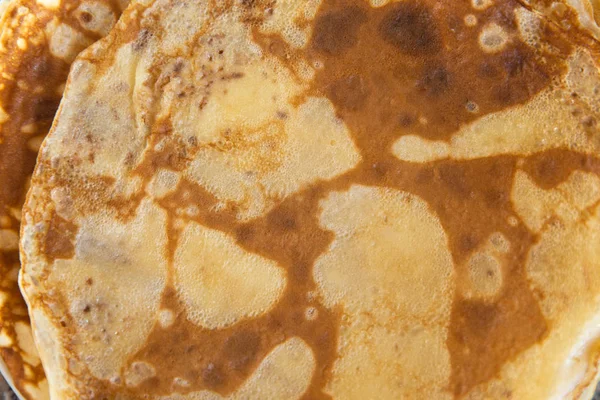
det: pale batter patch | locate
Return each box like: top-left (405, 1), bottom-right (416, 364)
top-left (174, 221), bottom-right (285, 329)
top-left (187, 96), bottom-right (360, 220)
top-left (314, 185), bottom-right (455, 399)
top-left (479, 23), bottom-right (509, 53)
top-left (47, 199), bottom-right (168, 381)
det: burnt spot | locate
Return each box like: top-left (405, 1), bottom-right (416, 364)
top-left (43, 213), bottom-right (78, 263)
top-left (303, 0), bottom-right (567, 143)
top-left (416, 66), bottom-right (451, 96)
top-left (312, 6), bottom-right (367, 55)
top-left (83, 305), bottom-right (91, 313)
top-left (221, 72), bottom-right (245, 80)
top-left (173, 60), bottom-right (184, 74)
top-left (490, 46), bottom-right (550, 105)
top-left (494, 83), bottom-right (514, 105)
top-left (80, 11), bottom-right (93, 23)
top-left (187, 136), bottom-right (198, 146)
top-left (133, 29), bottom-right (152, 51)
top-left (379, 2), bottom-right (439, 55)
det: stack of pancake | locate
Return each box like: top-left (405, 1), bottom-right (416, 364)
top-left (1, 0), bottom-right (600, 399)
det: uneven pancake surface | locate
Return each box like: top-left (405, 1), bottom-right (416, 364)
top-left (0, 0), bottom-right (128, 398)
top-left (19, 0), bottom-right (600, 398)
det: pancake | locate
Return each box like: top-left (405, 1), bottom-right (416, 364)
top-left (0, 0), bottom-right (128, 398)
top-left (19, 0), bottom-right (600, 398)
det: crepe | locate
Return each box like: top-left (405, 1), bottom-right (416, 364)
top-left (19, 0), bottom-right (600, 398)
top-left (0, 0), bottom-right (128, 398)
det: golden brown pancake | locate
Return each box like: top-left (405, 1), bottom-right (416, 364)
top-left (0, 0), bottom-right (128, 398)
top-left (19, 0), bottom-right (600, 398)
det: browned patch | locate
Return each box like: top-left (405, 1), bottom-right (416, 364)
top-left (312, 6), bottom-right (367, 55)
top-left (134, 121), bottom-right (195, 175)
top-left (522, 148), bottom-right (600, 190)
top-left (43, 213), bottom-right (79, 263)
top-left (379, 2), bottom-right (441, 55)
top-left (304, 0), bottom-right (571, 143)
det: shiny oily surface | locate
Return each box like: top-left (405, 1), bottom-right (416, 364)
top-left (0, 0), bottom-right (128, 398)
top-left (19, 0), bottom-right (600, 398)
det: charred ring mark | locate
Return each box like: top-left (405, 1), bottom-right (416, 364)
top-left (379, 2), bottom-right (440, 56)
top-left (79, 11), bottom-right (93, 24)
